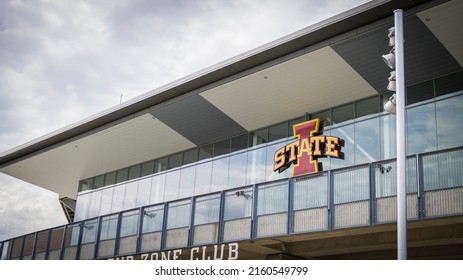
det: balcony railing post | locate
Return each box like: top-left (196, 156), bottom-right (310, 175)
top-left (416, 154), bottom-right (425, 220)
top-left (251, 184), bottom-right (258, 240)
top-left (218, 191), bottom-right (226, 243)
top-left (369, 163), bottom-right (377, 225)
top-left (287, 178), bottom-right (294, 234)
top-left (328, 170), bottom-right (334, 230)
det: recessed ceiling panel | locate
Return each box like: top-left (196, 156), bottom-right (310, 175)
top-left (417, 0), bottom-right (463, 68)
top-left (200, 46), bottom-right (377, 131)
top-left (1, 114), bottom-right (195, 199)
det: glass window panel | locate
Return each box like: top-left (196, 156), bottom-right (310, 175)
top-left (79, 178), bottom-right (93, 192)
top-left (120, 210), bottom-right (140, 237)
top-left (333, 166), bottom-right (369, 204)
top-left (265, 142), bottom-right (287, 182)
top-left (116, 168), bottom-right (128, 183)
top-left (330, 124), bottom-right (355, 169)
top-left (356, 96), bottom-right (380, 119)
top-left (105, 172), bottom-right (116, 186)
top-left (406, 103), bottom-right (437, 155)
top-left (355, 118), bottom-right (380, 164)
top-left (94, 175), bottom-right (105, 189)
top-left (124, 181), bottom-right (138, 210)
top-left (224, 187), bottom-right (253, 220)
top-left (74, 193), bottom-right (90, 222)
top-left (183, 149), bottom-right (198, 165)
top-left (231, 134), bottom-right (248, 152)
top-left (164, 170), bottom-right (180, 201)
top-left (111, 184), bottom-right (126, 213)
top-left (436, 71), bottom-right (463, 97)
top-left (269, 122), bottom-right (288, 142)
top-left (228, 152), bottom-right (247, 188)
top-left (136, 177), bottom-right (152, 207)
top-left (22, 233), bottom-right (34, 256)
top-left (128, 165), bottom-right (141, 180)
top-left (69, 224), bottom-right (81, 246)
top-left (150, 173), bottom-right (165, 204)
top-left (194, 194), bottom-right (220, 225)
top-left (99, 187), bottom-right (114, 216)
top-left (406, 80), bottom-right (434, 105)
top-left (436, 94), bottom-right (463, 149)
top-left (380, 114), bottom-right (396, 160)
top-left (35, 230), bottom-right (49, 254)
top-left (246, 146), bottom-right (266, 185)
top-left (168, 153), bottom-right (183, 169)
top-left (155, 157), bottom-right (168, 173)
top-left (311, 110), bottom-right (331, 130)
top-left (257, 182), bottom-right (288, 215)
top-left (88, 190), bottom-right (102, 218)
top-left (99, 215), bottom-right (118, 241)
top-left (211, 157), bottom-right (229, 192)
top-left (179, 165), bottom-right (196, 198)
top-left (167, 200), bottom-right (191, 229)
top-left (375, 158), bottom-right (419, 197)
top-left (49, 227), bottom-right (64, 251)
top-left (194, 161), bottom-right (212, 196)
top-left (198, 144), bottom-right (213, 161)
top-left (423, 149), bottom-right (463, 191)
top-left (332, 103), bottom-right (354, 126)
top-left (214, 139), bottom-right (230, 156)
top-left (294, 175), bottom-right (328, 210)
top-left (249, 128), bottom-right (268, 147)
top-left (141, 161), bottom-right (155, 177)
top-left (142, 205), bottom-right (164, 233)
top-left (82, 219), bottom-right (98, 244)
top-left (288, 116), bottom-right (306, 134)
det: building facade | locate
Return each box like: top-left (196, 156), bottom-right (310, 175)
top-left (1, 0), bottom-right (463, 260)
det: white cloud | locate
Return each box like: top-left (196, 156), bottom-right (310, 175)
top-left (0, 0), bottom-right (371, 241)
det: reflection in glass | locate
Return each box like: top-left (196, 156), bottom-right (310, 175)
top-left (99, 187), bottom-right (114, 216)
top-left (294, 175), bottom-right (328, 210)
top-left (228, 152), bottom-right (247, 188)
top-left (179, 165), bottom-right (196, 198)
top-left (194, 162), bottom-right (212, 196)
top-left (142, 205), bottom-right (164, 233)
top-left (88, 191), bottom-right (102, 219)
top-left (330, 124), bottom-right (355, 168)
top-left (355, 118), bottom-right (380, 164)
top-left (224, 187), bottom-right (252, 221)
top-left (333, 166), bottom-right (369, 204)
top-left (164, 170), bottom-right (180, 201)
top-left (123, 181), bottom-right (138, 210)
top-left (194, 194), bottom-right (220, 225)
top-left (407, 103), bottom-right (437, 155)
top-left (211, 157), bottom-right (229, 192)
top-left (120, 210), bottom-right (139, 237)
top-left (136, 177), bottom-right (151, 207)
top-left (246, 147), bottom-right (266, 185)
top-left (423, 149), bottom-right (463, 191)
top-left (74, 193), bottom-right (90, 222)
top-left (167, 200), bottom-right (191, 229)
top-left (111, 184), bottom-right (126, 213)
top-left (257, 181), bottom-right (288, 215)
top-left (380, 114), bottom-right (396, 160)
top-left (332, 103), bottom-right (354, 126)
top-left (150, 173), bottom-right (165, 204)
top-left (82, 219), bottom-right (98, 244)
top-left (99, 214), bottom-right (118, 241)
top-left (436, 95), bottom-right (463, 149)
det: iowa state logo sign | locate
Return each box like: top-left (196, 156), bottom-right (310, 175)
top-left (273, 118), bottom-right (344, 176)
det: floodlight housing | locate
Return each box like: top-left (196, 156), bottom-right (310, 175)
top-left (388, 27), bottom-right (395, 46)
top-left (387, 71), bottom-right (396, 91)
top-left (384, 93), bottom-right (396, 114)
top-left (382, 48), bottom-right (396, 69)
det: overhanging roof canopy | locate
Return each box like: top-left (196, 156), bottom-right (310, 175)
top-left (1, 0), bottom-right (462, 199)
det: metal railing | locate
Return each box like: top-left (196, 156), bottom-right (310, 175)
top-left (1, 146), bottom-right (463, 260)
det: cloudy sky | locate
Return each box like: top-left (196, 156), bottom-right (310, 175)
top-left (0, 0), bottom-right (370, 241)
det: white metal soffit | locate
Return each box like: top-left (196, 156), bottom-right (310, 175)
top-left (0, 114), bottom-right (195, 199)
top-left (201, 46), bottom-right (377, 131)
top-left (417, 0), bottom-right (463, 68)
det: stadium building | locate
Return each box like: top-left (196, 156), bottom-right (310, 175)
top-left (1, 0), bottom-right (462, 260)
